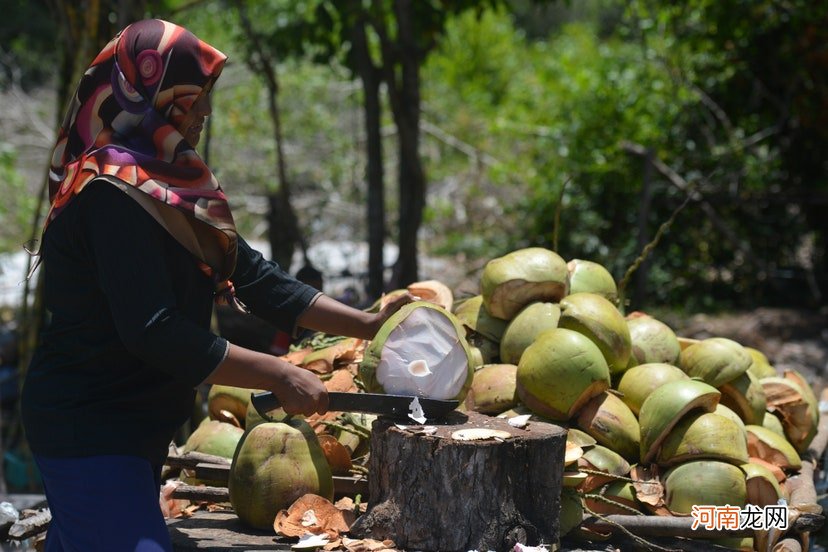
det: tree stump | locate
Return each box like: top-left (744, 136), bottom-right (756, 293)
top-left (350, 411), bottom-right (566, 552)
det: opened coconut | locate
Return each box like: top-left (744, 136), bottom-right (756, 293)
top-left (761, 375), bottom-right (818, 453)
top-left (464, 363), bottom-right (519, 414)
top-left (516, 328), bottom-right (611, 421)
top-left (744, 424), bottom-right (802, 472)
top-left (480, 247), bottom-right (569, 320)
top-left (742, 462), bottom-right (783, 507)
top-left (208, 385), bottom-right (257, 428)
top-left (559, 292), bottom-right (632, 374)
top-left (499, 302), bottom-right (561, 365)
top-left (719, 371), bottom-right (767, 425)
top-left (360, 301), bottom-right (474, 401)
top-left (183, 419), bottom-right (244, 460)
top-left (625, 312), bottom-right (681, 367)
top-left (615, 363), bottom-right (688, 416)
top-left (577, 445), bottom-right (631, 492)
top-left (567, 259), bottom-right (618, 303)
top-left (746, 347), bottom-right (777, 379)
top-left (453, 295), bottom-right (508, 344)
top-left (229, 419), bottom-right (333, 530)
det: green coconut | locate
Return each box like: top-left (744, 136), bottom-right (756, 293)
top-left (615, 363), bottom-right (689, 416)
top-left (719, 371), bottom-right (767, 425)
top-left (499, 302), bottom-right (561, 365)
top-left (560, 488), bottom-right (584, 537)
top-left (761, 375), bottom-right (818, 453)
top-left (762, 412), bottom-right (786, 437)
top-left (360, 301), bottom-right (475, 401)
top-left (453, 295), bottom-right (508, 343)
top-left (516, 328), bottom-right (611, 421)
top-left (464, 364), bottom-right (519, 414)
top-left (638, 379), bottom-right (721, 464)
top-left (715, 404), bottom-right (747, 434)
top-left (678, 337), bottom-right (752, 388)
top-left (208, 385), bottom-right (256, 428)
top-left (577, 445), bottom-right (631, 492)
top-left (183, 419), bottom-right (244, 460)
top-left (480, 247), bottom-right (569, 320)
top-left (741, 463), bottom-right (783, 507)
top-left (566, 259), bottom-right (618, 303)
top-left (657, 411), bottom-right (749, 466)
top-left (576, 391), bottom-right (640, 462)
top-left (746, 347), bottom-right (777, 379)
top-left (625, 313), bottom-right (681, 367)
top-left (663, 460), bottom-right (747, 514)
top-left (229, 419), bottom-right (333, 530)
top-left (745, 424), bottom-right (802, 471)
top-left (559, 292), bottom-right (632, 374)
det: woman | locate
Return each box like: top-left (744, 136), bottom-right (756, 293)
top-left (21, 19), bottom-right (410, 552)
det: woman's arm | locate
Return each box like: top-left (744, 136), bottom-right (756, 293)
top-left (204, 344), bottom-right (328, 415)
top-left (296, 292), bottom-right (415, 340)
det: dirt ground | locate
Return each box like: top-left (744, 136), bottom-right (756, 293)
top-left (662, 307), bottom-right (828, 394)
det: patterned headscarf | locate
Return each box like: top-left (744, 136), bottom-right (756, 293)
top-left (44, 19), bottom-right (245, 309)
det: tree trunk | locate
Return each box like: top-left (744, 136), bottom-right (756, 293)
top-left (352, 14), bottom-right (386, 301)
top-left (236, 1), bottom-right (304, 272)
top-left (379, 0), bottom-right (426, 289)
top-left (350, 412), bottom-right (566, 551)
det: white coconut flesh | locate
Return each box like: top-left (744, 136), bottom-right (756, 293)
top-left (375, 308), bottom-right (468, 400)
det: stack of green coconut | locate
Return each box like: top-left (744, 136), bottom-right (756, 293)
top-left (456, 247), bottom-right (820, 550)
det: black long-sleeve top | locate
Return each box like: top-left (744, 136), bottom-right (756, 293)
top-left (21, 181), bottom-right (319, 465)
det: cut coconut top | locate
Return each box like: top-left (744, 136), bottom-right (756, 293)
top-left (375, 307), bottom-right (470, 400)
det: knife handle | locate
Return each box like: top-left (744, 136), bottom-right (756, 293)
top-left (250, 391), bottom-right (281, 417)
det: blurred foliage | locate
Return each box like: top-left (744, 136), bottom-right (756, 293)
top-left (0, 146), bottom-right (37, 252)
top-left (0, 0), bottom-right (825, 311)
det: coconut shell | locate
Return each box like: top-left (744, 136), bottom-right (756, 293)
top-left (577, 445), bottom-right (631, 492)
top-left (208, 385), bottom-right (255, 427)
top-left (567, 259), bottom-right (618, 303)
top-left (746, 347), bottom-right (777, 379)
top-left (679, 337), bottom-right (752, 388)
top-left (663, 460), bottom-right (746, 514)
top-left (480, 247), bottom-right (569, 320)
top-left (615, 363), bottom-right (688, 416)
top-left (560, 488), bottom-right (584, 537)
top-left (499, 302), bottom-right (561, 365)
top-left (626, 313), bottom-right (681, 367)
top-left (745, 425), bottom-right (802, 471)
top-left (464, 363), bottom-right (519, 414)
top-left (638, 379), bottom-right (721, 464)
top-left (584, 480), bottom-right (640, 516)
top-left (576, 392), bottom-right (640, 462)
top-left (741, 462), bottom-right (783, 507)
top-left (453, 295), bottom-right (508, 343)
top-left (657, 411), bottom-right (749, 467)
top-left (559, 292), bottom-right (632, 374)
top-left (719, 370), bottom-right (767, 425)
top-left (761, 376), bottom-right (818, 453)
top-left (516, 328), bottom-right (610, 421)
top-left (407, 279), bottom-right (454, 311)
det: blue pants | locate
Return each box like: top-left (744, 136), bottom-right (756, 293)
top-left (34, 455), bottom-right (172, 552)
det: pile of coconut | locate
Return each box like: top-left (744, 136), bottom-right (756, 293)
top-left (175, 246), bottom-right (820, 551)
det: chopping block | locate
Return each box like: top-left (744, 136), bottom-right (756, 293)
top-left (349, 410), bottom-right (566, 552)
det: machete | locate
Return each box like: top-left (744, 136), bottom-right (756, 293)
top-left (250, 390), bottom-right (458, 421)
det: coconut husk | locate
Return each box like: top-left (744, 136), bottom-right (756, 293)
top-left (274, 493), bottom-right (355, 539)
top-left (630, 464), bottom-right (667, 512)
top-left (317, 434), bottom-right (353, 475)
top-left (302, 338), bottom-right (364, 374)
top-left (306, 369), bottom-right (359, 433)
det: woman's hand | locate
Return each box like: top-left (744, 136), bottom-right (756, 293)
top-left (269, 363), bottom-right (329, 416)
top-left (204, 344), bottom-right (329, 415)
top-left (295, 292), bottom-right (418, 341)
top-left (370, 292), bottom-right (418, 336)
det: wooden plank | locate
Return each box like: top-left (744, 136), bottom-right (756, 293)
top-left (168, 511), bottom-right (294, 551)
top-left (171, 485), bottom-right (229, 503)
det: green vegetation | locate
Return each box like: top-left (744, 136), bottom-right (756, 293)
top-left (0, 0), bottom-right (825, 312)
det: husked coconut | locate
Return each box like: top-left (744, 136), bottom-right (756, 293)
top-left (360, 302), bottom-right (474, 401)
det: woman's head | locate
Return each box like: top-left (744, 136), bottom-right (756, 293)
top-left (44, 19), bottom-right (239, 284)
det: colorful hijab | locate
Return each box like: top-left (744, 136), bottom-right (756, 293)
top-left (44, 19), bottom-right (245, 309)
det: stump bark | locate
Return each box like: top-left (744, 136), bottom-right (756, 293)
top-left (350, 411), bottom-right (566, 552)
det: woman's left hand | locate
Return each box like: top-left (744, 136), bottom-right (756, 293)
top-left (370, 292), bottom-right (418, 336)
